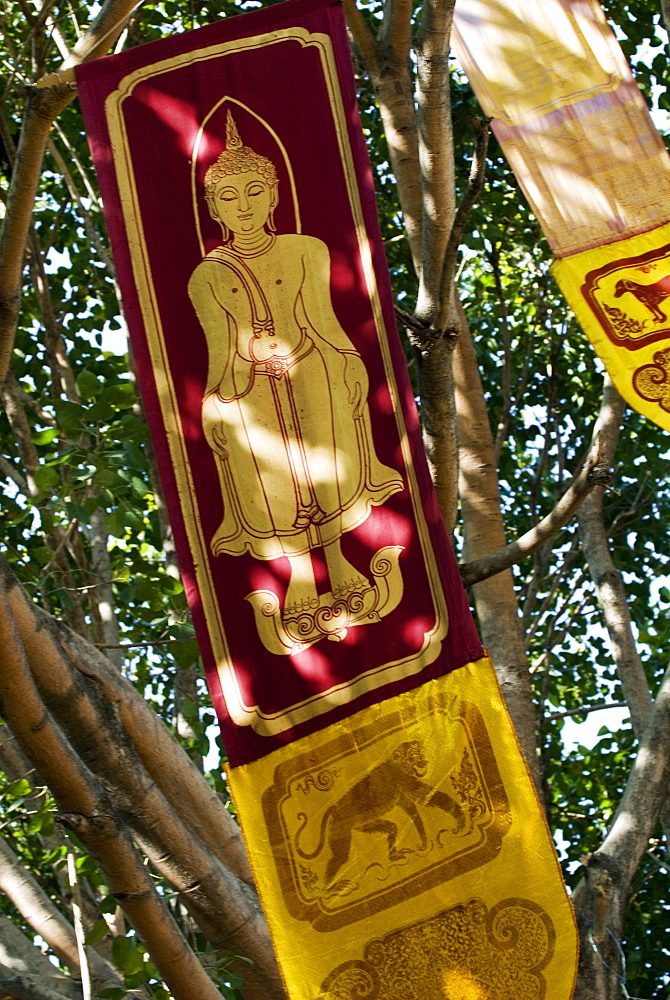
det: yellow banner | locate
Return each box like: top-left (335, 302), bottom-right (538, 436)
top-left (453, 0), bottom-right (670, 431)
top-left (554, 222), bottom-right (670, 431)
top-left (228, 657), bottom-right (577, 999)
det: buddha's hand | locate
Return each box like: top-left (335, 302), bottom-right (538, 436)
top-left (342, 352), bottom-right (368, 417)
top-left (201, 392), bottom-right (228, 458)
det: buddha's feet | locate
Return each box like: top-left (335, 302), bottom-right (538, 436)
top-left (284, 553), bottom-right (320, 618)
top-left (323, 541), bottom-right (371, 604)
top-left (246, 545), bottom-right (405, 655)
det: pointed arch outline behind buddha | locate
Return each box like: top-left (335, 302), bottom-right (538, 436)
top-left (191, 97), bottom-right (301, 256)
top-left (188, 104), bottom-right (406, 655)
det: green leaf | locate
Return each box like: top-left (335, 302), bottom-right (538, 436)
top-left (76, 369), bottom-right (102, 400)
top-left (33, 465), bottom-right (60, 490)
top-left (92, 469), bottom-right (120, 488)
top-left (104, 510), bottom-right (125, 538)
top-left (111, 934), bottom-right (131, 968)
top-left (31, 427), bottom-right (58, 446)
top-left (9, 779), bottom-right (32, 796)
top-left (85, 918), bottom-right (110, 945)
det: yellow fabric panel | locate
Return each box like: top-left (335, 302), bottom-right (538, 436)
top-left (554, 222), bottom-right (670, 433)
top-left (227, 657), bottom-right (578, 999)
top-left (452, 0), bottom-right (670, 258)
top-left (453, 0), bottom-right (626, 128)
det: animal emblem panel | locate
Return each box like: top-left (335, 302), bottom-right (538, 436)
top-left (554, 218), bottom-right (670, 432)
top-left (261, 685), bottom-right (511, 932)
top-left (581, 242), bottom-right (670, 349)
top-left (227, 659), bottom-right (578, 999)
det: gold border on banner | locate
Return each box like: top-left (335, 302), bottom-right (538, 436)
top-left (554, 220), bottom-right (670, 433)
top-left (227, 657), bottom-right (579, 1000)
top-left (103, 28), bottom-right (449, 734)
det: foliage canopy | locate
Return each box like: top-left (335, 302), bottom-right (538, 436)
top-left (0, 0), bottom-right (669, 998)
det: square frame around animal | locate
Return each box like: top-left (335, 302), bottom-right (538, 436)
top-left (581, 242), bottom-right (670, 349)
top-left (260, 683), bottom-right (511, 932)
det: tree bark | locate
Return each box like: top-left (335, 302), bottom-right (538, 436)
top-left (413, 0), bottom-right (456, 323)
top-left (0, 912), bottom-right (79, 995)
top-left (0, 961), bottom-right (82, 1000)
top-left (572, 664), bottom-right (670, 1000)
top-left (454, 314), bottom-right (541, 788)
top-left (0, 557), bottom-right (285, 1000)
top-left (343, 0), bottom-right (423, 274)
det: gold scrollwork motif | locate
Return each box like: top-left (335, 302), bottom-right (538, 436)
top-left (633, 346), bottom-right (670, 413)
top-left (246, 545), bottom-right (403, 653)
top-left (318, 898), bottom-right (556, 1000)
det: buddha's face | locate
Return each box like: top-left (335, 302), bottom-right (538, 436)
top-left (210, 171), bottom-right (276, 237)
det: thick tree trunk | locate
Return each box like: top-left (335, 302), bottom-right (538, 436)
top-left (0, 560), bottom-right (286, 1000)
top-left (453, 316), bottom-right (541, 788)
top-left (572, 665), bottom-right (670, 999)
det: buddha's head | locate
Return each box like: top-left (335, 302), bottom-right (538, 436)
top-left (204, 112), bottom-right (279, 241)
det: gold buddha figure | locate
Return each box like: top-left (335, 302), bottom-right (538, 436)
top-left (188, 113), bottom-right (403, 627)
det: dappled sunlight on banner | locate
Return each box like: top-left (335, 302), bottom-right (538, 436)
top-left (228, 657), bottom-right (578, 1000)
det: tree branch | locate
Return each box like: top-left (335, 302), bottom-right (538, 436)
top-left (454, 307), bottom-right (540, 789)
top-left (0, 838), bottom-right (119, 991)
top-left (344, 0), bottom-right (423, 273)
top-left (0, 910), bottom-right (80, 998)
top-left (460, 373), bottom-right (624, 587)
top-left (460, 457), bottom-right (612, 587)
top-left (489, 243), bottom-right (512, 461)
top-left (575, 384), bottom-right (654, 744)
top-left (342, 0), bottom-right (379, 75)
top-left (0, 963), bottom-right (80, 1000)
top-left (379, 0), bottom-right (413, 64)
top-left (60, 0), bottom-right (143, 70)
top-left (413, 0), bottom-right (457, 324)
top-left (0, 0), bottom-right (143, 386)
top-left (436, 116), bottom-right (490, 332)
top-left (544, 701), bottom-right (628, 723)
top-left (65, 855), bottom-right (92, 1000)
top-left (0, 454), bottom-right (28, 493)
top-left (0, 587), bottom-right (228, 1000)
top-left (46, 139), bottom-right (115, 277)
top-left (662, 0), bottom-right (670, 36)
top-left (572, 664), bottom-right (670, 997)
top-left (402, 119), bottom-right (489, 533)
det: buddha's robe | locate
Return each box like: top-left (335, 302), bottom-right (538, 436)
top-left (188, 234), bottom-right (403, 561)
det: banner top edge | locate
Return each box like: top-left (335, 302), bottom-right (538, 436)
top-left (75, 0), bottom-right (341, 83)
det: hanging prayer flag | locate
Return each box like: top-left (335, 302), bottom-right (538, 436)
top-left (76, 1), bottom-right (578, 996)
top-left (453, 0), bottom-right (670, 432)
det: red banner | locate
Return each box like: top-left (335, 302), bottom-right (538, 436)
top-left (77, 0), bottom-right (482, 767)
